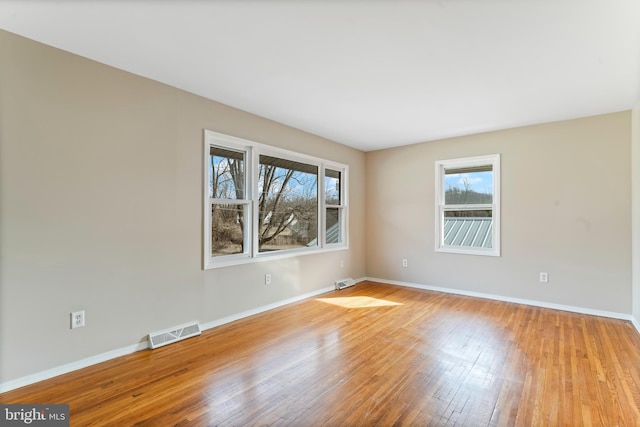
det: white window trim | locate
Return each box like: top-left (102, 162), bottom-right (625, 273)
top-left (204, 130), bottom-right (349, 269)
top-left (435, 154), bottom-right (501, 257)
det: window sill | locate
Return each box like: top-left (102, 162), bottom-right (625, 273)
top-left (436, 246), bottom-right (500, 257)
top-left (204, 244), bottom-right (349, 269)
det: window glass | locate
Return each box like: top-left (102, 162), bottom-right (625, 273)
top-left (325, 169), bottom-right (341, 205)
top-left (258, 155), bottom-right (318, 252)
top-left (444, 166), bottom-right (492, 205)
top-left (211, 204), bottom-right (247, 257)
top-left (210, 147), bottom-right (245, 199)
top-left (443, 216), bottom-right (493, 248)
top-left (326, 207), bottom-right (342, 244)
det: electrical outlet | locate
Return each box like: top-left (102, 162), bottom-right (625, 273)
top-left (402, 259), bottom-right (408, 267)
top-left (71, 310), bottom-right (85, 329)
top-left (539, 272), bottom-right (549, 283)
top-left (265, 274), bottom-right (271, 285)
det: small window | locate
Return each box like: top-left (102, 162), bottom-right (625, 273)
top-left (204, 131), bottom-right (348, 269)
top-left (324, 168), bottom-right (346, 245)
top-left (435, 154), bottom-right (500, 256)
top-left (209, 146), bottom-right (251, 260)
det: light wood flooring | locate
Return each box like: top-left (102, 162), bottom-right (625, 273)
top-left (2, 281), bottom-right (640, 426)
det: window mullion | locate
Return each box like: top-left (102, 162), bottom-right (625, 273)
top-left (443, 203), bottom-right (493, 210)
top-left (250, 147), bottom-right (259, 259)
top-left (320, 166), bottom-right (326, 247)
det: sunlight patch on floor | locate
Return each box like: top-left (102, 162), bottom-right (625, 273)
top-left (316, 296), bottom-right (403, 308)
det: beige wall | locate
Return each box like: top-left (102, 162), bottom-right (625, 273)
top-left (0, 30), bottom-right (366, 383)
top-left (366, 112), bottom-right (632, 313)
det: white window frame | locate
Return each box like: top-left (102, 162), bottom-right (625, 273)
top-left (435, 154), bottom-right (500, 257)
top-left (322, 165), bottom-right (348, 248)
top-left (204, 130), bottom-right (348, 269)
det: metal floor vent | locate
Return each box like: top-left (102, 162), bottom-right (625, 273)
top-left (148, 321), bottom-right (201, 349)
top-left (335, 278), bottom-right (355, 290)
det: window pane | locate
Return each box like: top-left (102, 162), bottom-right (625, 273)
top-left (210, 147), bottom-right (244, 199)
top-left (211, 203), bottom-right (246, 257)
top-left (444, 167), bottom-right (492, 204)
top-left (443, 210), bottom-right (493, 248)
top-left (258, 156), bottom-right (318, 252)
top-left (326, 207), bottom-right (342, 244)
top-left (325, 169), bottom-right (341, 205)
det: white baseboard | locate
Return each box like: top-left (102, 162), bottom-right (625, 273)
top-left (366, 277), bottom-right (634, 322)
top-left (200, 279), bottom-right (371, 333)
top-left (632, 316), bottom-right (640, 334)
top-left (0, 342), bottom-right (148, 394)
top-left (200, 285), bottom-right (336, 331)
top-left (0, 284), bottom-right (342, 394)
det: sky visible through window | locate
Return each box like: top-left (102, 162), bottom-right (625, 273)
top-left (445, 171), bottom-right (493, 199)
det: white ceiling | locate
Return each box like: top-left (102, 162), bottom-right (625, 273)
top-left (1, 1), bottom-right (639, 151)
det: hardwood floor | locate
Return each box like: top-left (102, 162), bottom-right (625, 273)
top-left (2, 281), bottom-right (640, 426)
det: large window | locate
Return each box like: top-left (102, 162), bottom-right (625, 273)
top-left (435, 154), bottom-right (500, 256)
top-left (258, 155), bottom-right (318, 252)
top-left (204, 131), bottom-right (348, 268)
